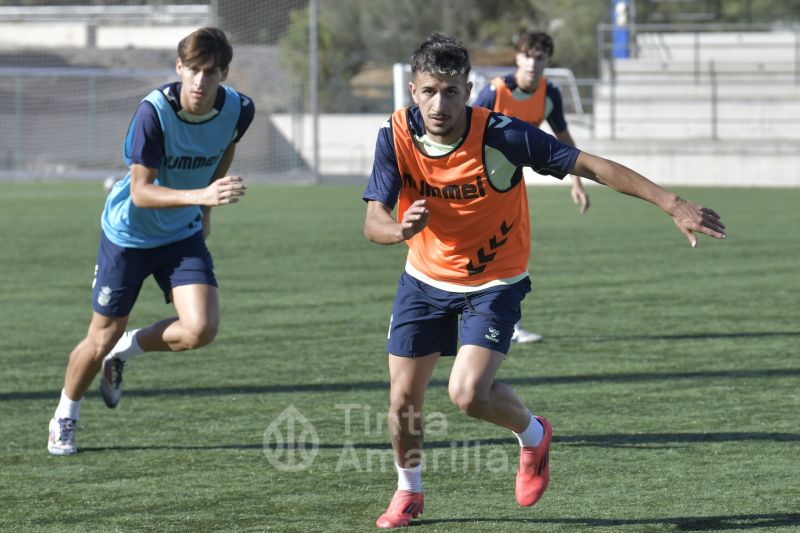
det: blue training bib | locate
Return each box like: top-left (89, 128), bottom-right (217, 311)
top-left (101, 86), bottom-right (241, 248)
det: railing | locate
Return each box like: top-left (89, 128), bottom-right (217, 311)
top-left (596, 22), bottom-right (800, 84)
top-left (590, 23), bottom-right (800, 140)
top-left (596, 70), bottom-right (800, 140)
top-left (0, 4), bottom-right (209, 25)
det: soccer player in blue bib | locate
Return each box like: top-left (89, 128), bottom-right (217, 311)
top-left (48, 27), bottom-right (255, 455)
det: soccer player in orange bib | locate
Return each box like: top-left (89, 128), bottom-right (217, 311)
top-left (363, 33), bottom-right (725, 528)
top-left (473, 30), bottom-right (588, 344)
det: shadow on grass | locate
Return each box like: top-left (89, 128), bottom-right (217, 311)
top-left (554, 431), bottom-right (800, 448)
top-left (79, 430), bottom-right (800, 454)
top-left (5, 367), bottom-right (800, 401)
top-left (414, 512), bottom-right (800, 530)
top-left (567, 331), bottom-right (800, 343)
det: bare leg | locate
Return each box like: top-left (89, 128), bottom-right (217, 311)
top-left (387, 352), bottom-right (440, 468)
top-left (448, 344), bottom-right (530, 433)
top-left (63, 312), bottom-right (128, 400)
top-left (135, 284), bottom-right (219, 352)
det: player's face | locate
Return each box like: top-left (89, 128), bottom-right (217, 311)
top-left (409, 72), bottom-right (472, 144)
top-left (176, 58), bottom-right (229, 115)
top-left (515, 46), bottom-right (549, 91)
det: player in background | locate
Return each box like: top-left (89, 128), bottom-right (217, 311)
top-left (473, 30), bottom-right (589, 344)
top-left (47, 27), bottom-right (255, 455)
top-left (363, 33), bottom-right (725, 528)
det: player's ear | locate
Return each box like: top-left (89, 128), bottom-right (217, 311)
top-left (175, 58), bottom-right (183, 76)
top-left (408, 82), bottom-right (419, 105)
top-left (220, 67), bottom-right (229, 82)
top-left (465, 81), bottom-right (473, 101)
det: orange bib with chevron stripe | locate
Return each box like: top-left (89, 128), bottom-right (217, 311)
top-left (392, 106), bottom-right (530, 285)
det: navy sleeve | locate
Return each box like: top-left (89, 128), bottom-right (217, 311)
top-left (233, 92), bottom-right (255, 143)
top-left (126, 101), bottom-right (163, 169)
top-left (362, 118), bottom-right (402, 209)
top-left (486, 113), bottom-right (579, 179)
top-left (545, 83), bottom-right (568, 134)
top-left (472, 83), bottom-right (496, 110)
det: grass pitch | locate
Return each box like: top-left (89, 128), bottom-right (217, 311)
top-left (0, 182), bottom-right (798, 532)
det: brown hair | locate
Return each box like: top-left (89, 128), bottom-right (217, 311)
top-left (515, 30), bottom-right (554, 57)
top-left (177, 27), bottom-right (233, 71)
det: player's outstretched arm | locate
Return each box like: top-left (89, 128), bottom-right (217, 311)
top-left (571, 152), bottom-right (726, 247)
top-left (364, 199), bottom-right (429, 245)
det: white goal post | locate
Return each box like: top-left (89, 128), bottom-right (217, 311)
top-left (392, 63), bottom-right (584, 115)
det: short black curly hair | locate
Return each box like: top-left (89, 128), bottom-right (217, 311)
top-left (410, 32), bottom-right (471, 78)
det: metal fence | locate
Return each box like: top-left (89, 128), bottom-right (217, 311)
top-left (0, 1), bottom-right (315, 181)
top-left (588, 23), bottom-right (800, 140)
top-left (597, 22), bottom-right (800, 82)
top-left (3, 8), bottom-right (799, 180)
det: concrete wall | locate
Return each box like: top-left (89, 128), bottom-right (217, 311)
top-left (271, 114), bottom-right (387, 177)
top-left (0, 23), bottom-right (195, 49)
top-left (547, 139), bottom-right (800, 188)
top-left (271, 113), bottom-right (800, 187)
top-left (0, 23), bottom-right (87, 48)
top-left (636, 31), bottom-right (800, 62)
top-left (96, 26), bottom-right (198, 49)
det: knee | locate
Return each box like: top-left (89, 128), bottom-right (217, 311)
top-left (387, 391), bottom-right (422, 432)
top-left (388, 391), bottom-right (417, 419)
top-left (181, 321), bottom-right (218, 350)
top-left (84, 326), bottom-right (124, 361)
top-left (449, 382), bottom-right (490, 418)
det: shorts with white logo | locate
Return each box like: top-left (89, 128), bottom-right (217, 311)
top-left (386, 272), bottom-right (531, 357)
top-left (92, 230), bottom-right (217, 317)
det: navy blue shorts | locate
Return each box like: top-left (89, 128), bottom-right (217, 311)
top-left (386, 272), bottom-right (531, 357)
top-left (91, 230), bottom-right (217, 317)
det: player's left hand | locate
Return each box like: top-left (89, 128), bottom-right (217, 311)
top-left (571, 182), bottom-right (590, 214)
top-left (204, 175), bottom-right (246, 206)
top-left (670, 198), bottom-right (726, 247)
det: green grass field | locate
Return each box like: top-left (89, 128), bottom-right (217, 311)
top-left (1, 182), bottom-right (798, 532)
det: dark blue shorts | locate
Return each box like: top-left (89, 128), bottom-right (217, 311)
top-left (386, 272), bottom-right (531, 357)
top-left (91, 230), bottom-right (217, 317)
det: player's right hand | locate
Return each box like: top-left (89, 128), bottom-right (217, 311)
top-left (401, 199), bottom-right (429, 240)
top-left (205, 175), bottom-right (246, 206)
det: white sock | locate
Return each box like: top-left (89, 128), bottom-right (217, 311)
top-left (514, 412), bottom-right (544, 448)
top-left (110, 329), bottom-right (143, 362)
top-left (396, 463), bottom-right (422, 493)
top-left (54, 389), bottom-right (82, 421)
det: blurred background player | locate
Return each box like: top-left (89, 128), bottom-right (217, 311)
top-left (363, 32), bottom-right (725, 529)
top-left (47, 27), bottom-right (254, 455)
top-left (473, 30), bottom-right (589, 344)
